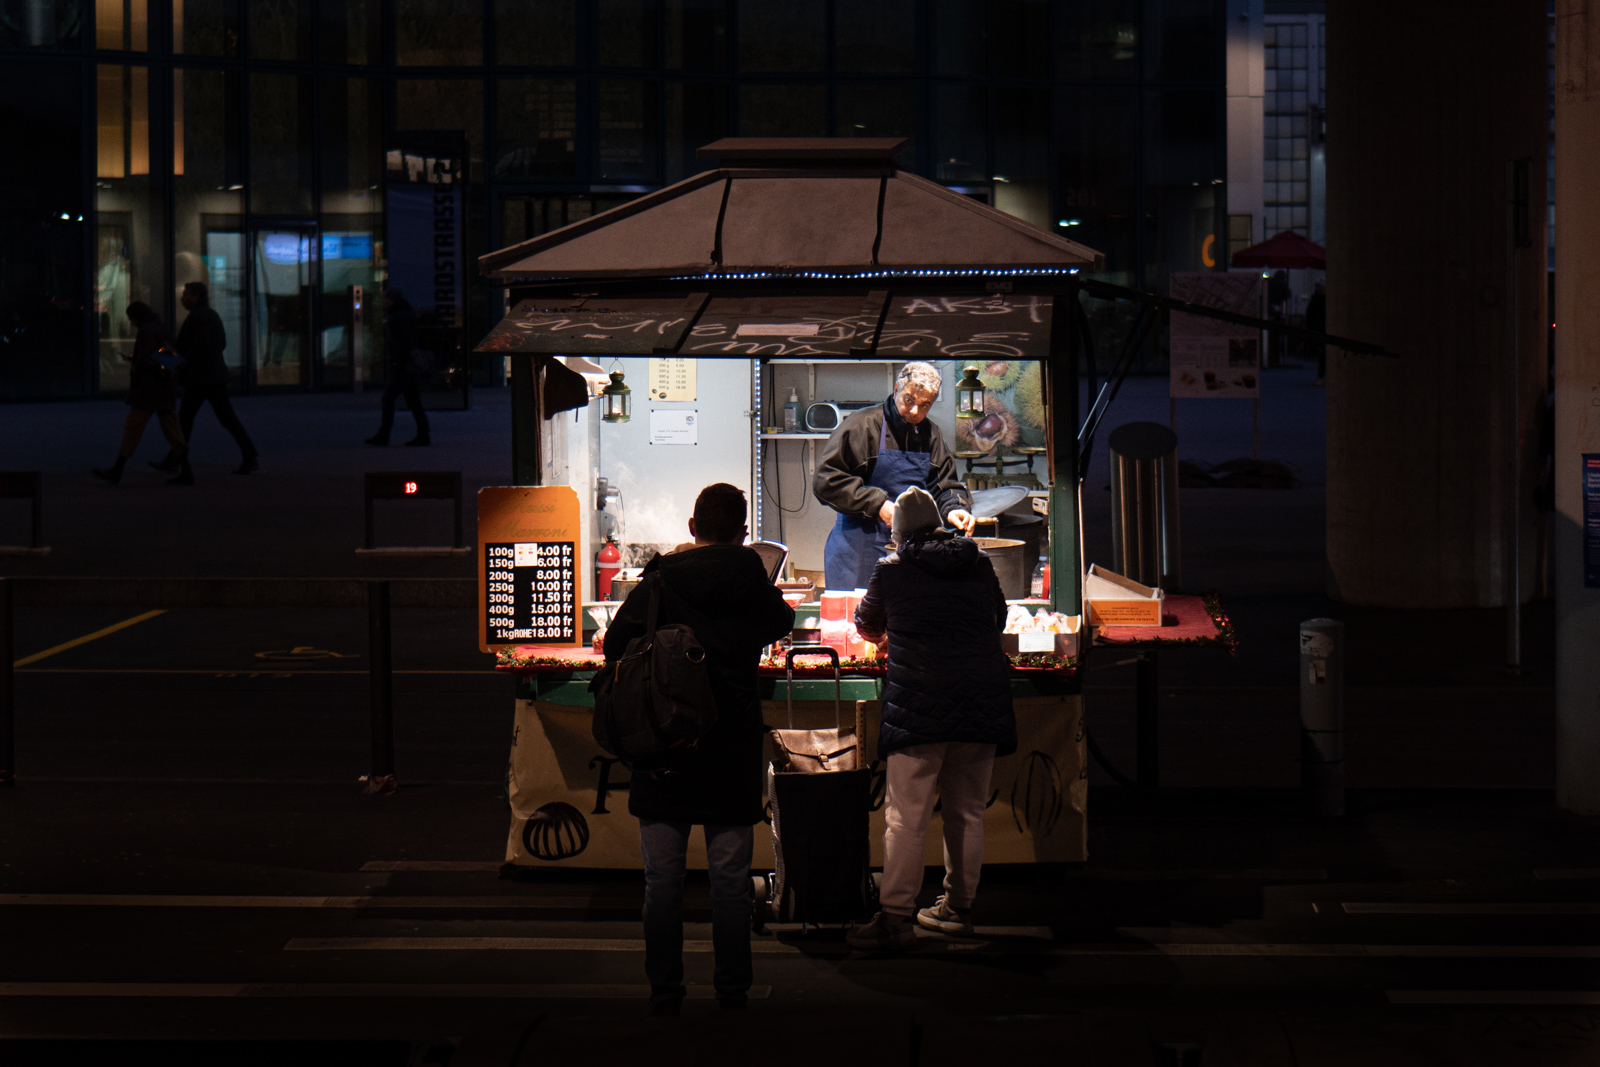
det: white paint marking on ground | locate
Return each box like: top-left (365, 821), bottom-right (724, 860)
top-left (287, 937), bottom-right (816, 955)
top-left (1534, 870), bottom-right (1600, 880)
top-left (0, 894), bottom-right (606, 910)
top-left (0, 982), bottom-right (767, 1000)
top-left (13, 610), bottom-right (167, 667)
top-left (361, 861), bottom-right (503, 872)
top-left (1344, 902), bottom-right (1600, 915)
top-left (1387, 991), bottom-right (1600, 1005)
top-left (1073, 868), bottom-right (1327, 881)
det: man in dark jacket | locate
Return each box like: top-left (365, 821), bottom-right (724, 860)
top-left (812, 361), bottom-right (975, 590)
top-left (365, 288), bottom-right (431, 447)
top-left (155, 282), bottom-right (259, 475)
top-left (847, 485), bottom-right (1015, 949)
top-left (602, 483), bottom-right (793, 1014)
top-left (93, 302), bottom-right (194, 486)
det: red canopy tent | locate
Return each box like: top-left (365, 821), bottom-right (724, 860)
top-left (1230, 229), bottom-right (1326, 269)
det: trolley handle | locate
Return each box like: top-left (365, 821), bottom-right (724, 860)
top-left (784, 644), bottom-right (842, 730)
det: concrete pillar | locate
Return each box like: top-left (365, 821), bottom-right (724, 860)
top-left (1555, 0), bottom-right (1600, 814)
top-left (1325, 0), bottom-right (1548, 608)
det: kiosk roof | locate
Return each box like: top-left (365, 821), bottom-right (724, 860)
top-left (480, 138), bottom-right (1104, 281)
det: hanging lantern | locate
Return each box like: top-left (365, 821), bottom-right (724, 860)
top-left (601, 370), bottom-right (632, 423)
top-left (955, 366), bottom-right (985, 419)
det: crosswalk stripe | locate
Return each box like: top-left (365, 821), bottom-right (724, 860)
top-left (1387, 990), bottom-right (1600, 1005)
top-left (0, 982), bottom-right (767, 1000)
top-left (1344, 903), bottom-right (1600, 915)
top-left (0, 894), bottom-right (606, 910)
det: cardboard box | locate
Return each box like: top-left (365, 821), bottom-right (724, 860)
top-left (1084, 565), bottom-right (1165, 626)
top-left (1001, 615), bottom-right (1081, 659)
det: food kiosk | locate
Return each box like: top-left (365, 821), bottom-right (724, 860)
top-left (475, 138), bottom-right (1106, 871)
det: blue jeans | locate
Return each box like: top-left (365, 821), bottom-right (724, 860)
top-left (638, 820), bottom-right (754, 1003)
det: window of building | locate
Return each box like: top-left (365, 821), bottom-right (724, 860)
top-left (173, 0), bottom-right (239, 57)
top-left (1263, 18), bottom-right (1321, 238)
top-left (249, 0), bottom-right (310, 61)
top-left (496, 0), bottom-right (577, 66)
top-left (95, 62), bottom-right (164, 392)
top-left (1055, 87), bottom-right (1137, 282)
top-left (1227, 213), bottom-right (1253, 264)
top-left (396, 78), bottom-right (485, 180)
top-left (600, 0), bottom-right (659, 68)
top-left (737, 82), bottom-right (825, 135)
top-left (836, 0), bottom-right (915, 74)
top-left (994, 85), bottom-right (1050, 229)
top-left (248, 72), bottom-right (314, 214)
top-left (666, 81), bottom-right (729, 180)
top-left (736, 0), bottom-right (823, 73)
top-left (935, 82), bottom-right (987, 183)
top-left (992, 0), bottom-right (1049, 78)
top-left (321, 0), bottom-right (380, 65)
top-left (598, 80), bottom-right (660, 180)
top-left (96, 0), bottom-right (149, 51)
top-left (172, 67), bottom-right (245, 378)
top-left (1055, 0), bottom-right (1137, 81)
top-left (395, 0), bottom-right (482, 65)
top-left (494, 79), bottom-right (577, 177)
top-left (666, 0), bottom-right (727, 71)
top-left (836, 82), bottom-right (915, 150)
top-left (934, 0), bottom-right (987, 77)
top-left (2, 0), bottom-right (83, 47)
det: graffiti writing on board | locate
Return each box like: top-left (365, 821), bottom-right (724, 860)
top-left (896, 295), bottom-right (1050, 322)
top-left (681, 315), bottom-right (873, 357)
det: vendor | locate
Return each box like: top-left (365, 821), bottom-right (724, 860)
top-left (812, 361), bottom-right (975, 590)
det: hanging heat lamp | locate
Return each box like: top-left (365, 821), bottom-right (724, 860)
top-left (600, 369), bottom-right (632, 423)
top-left (955, 366), bottom-right (985, 419)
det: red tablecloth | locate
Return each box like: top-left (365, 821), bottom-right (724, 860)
top-left (496, 646), bottom-right (1076, 678)
top-left (1089, 592), bottom-right (1233, 650)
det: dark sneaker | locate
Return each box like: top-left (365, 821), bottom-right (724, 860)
top-left (845, 912), bottom-right (918, 950)
top-left (234, 456), bottom-right (259, 475)
top-left (916, 894), bottom-right (974, 937)
top-left (648, 993), bottom-right (684, 1018)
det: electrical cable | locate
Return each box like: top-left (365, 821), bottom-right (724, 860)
top-left (1084, 727), bottom-right (1146, 791)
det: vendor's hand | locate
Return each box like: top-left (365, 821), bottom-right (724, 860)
top-left (877, 501), bottom-right (895, 527)
top-left (947, 509), bottom-right (976, 536)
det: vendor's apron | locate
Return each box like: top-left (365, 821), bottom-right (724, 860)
top-left (823, 420), bottom-right (932, 590)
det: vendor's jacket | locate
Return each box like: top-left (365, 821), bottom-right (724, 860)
top-left (855, 533), bottom-right (1016, 757)
top-left (603, 543), bottom-right (794, 826)
top-left (812, 397), bottom-right (972, 522)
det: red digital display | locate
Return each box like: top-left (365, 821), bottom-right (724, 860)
top-left (404, 481), bottom-right (419, 495)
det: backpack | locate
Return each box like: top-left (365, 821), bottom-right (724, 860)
top-left (588, 574), bottom-right (718, 773)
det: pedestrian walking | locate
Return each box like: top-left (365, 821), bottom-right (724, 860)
top-left (365, 288), bottom-right (430, 447)
top-left (153, 282), bottom-right (258, 474)
top-left (93, 302), bottom-right (193, 486)
top-left (846, 485), bottom-right (1015, 950)
top-left (601, 484), bottom-right (794, 1015)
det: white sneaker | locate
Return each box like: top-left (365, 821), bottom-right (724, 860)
top-left (846, 911), bottom-right (918, 950)
top-left (915, 894), bottom-right (974, 936)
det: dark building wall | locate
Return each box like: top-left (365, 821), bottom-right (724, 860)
top-left (0, 0), bottom-right (1225, 399)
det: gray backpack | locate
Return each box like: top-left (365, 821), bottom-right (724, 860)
top-left (589, 575), bottom-right (718, 773)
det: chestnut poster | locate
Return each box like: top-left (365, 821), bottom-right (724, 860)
top-left (1169, 272), bottom-right (1264, 400)
top-left (503, 693), bottom-right (1086, 870)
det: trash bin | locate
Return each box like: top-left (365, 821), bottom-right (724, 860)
top-left (1108, 421), bottom-right (1181, 591)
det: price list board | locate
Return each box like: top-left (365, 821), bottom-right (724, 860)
top-left (484, 542), bottom-right (577, 643)
top-left (477, 486), bottom-right (583, 651)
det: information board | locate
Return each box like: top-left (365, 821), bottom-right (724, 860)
top-left (648, 357), bottom-right (696, 401)
top-left (478, 486), bottom-right (584, 651)
top-left (1169, 273), bottom-right (1263, 399)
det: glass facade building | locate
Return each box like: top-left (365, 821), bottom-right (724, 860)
top-left (1, 0), bottom-right (1225, 399)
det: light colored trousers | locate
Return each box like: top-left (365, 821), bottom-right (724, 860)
top-left (879, 741), bottom-right (997, 917)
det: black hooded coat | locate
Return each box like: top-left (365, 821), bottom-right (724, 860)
top-left (603, 544), bottom-right (794, 826)
top-left (855, 535), bottom-right (1016, 757)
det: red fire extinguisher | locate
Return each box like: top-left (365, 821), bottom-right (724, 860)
top-left (596, 536), bottom-right (622, 599)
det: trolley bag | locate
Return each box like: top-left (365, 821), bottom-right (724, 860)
top-left (766, 645), bottom-right (874, 924)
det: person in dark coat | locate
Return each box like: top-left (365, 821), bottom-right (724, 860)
top-left (1306, 281), bottom-right (1327, 385)
top-left (154, 282), bottom-right (259, 474)
top-left (847, 485), bottom-right (1014, 949)
top-left (602, 483), bottom-right (794, 1014)
top-left (93, 302), bottom-right (193, 486)
top-left (365, 288), bottom-right (431, 446)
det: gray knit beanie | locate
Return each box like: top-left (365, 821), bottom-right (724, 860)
top-left (891, 485), bottom-right (941, 543)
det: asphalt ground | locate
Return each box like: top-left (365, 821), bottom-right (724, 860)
top-left (2, 366), bottom-right (1592, 1064)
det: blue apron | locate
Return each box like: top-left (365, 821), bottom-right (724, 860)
top-left (823, 419), bottom-right (933, 590)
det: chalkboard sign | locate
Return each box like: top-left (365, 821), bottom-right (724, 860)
top-left (478, 486), bottom-right (584, 650)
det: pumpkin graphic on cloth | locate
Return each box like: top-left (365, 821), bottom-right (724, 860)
top-left (521, 801), bottom-right (591, 860)
top-left (1009, 751), bottom-right (1063, 838)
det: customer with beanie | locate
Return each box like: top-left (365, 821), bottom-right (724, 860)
top-left (846, 485), bottom-right (1014, 949)
top-left (93, 302), bottom-right (194, 486)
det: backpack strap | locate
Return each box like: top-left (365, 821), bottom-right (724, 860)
top-left (643, 572), bottom-right (661, 642)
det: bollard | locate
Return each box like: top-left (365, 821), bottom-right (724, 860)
top-left (1, 577), bottom-right (13, 786)
top-left (364, 580), bottom-right (397, 794)
top-left (1299, 618), bottom-right (1345, 816)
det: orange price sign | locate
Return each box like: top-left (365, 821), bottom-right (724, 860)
top-left (477, 486), bottom-right (583, 652)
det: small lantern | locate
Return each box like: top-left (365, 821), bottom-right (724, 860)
top-left (955, 366), bottom-right (985, 419)
top-left (601, 369), bottom-right (632, 423)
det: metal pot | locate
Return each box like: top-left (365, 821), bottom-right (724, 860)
top-left (609, 577), bottom-right (642, 604)
top-left (973, 537), bottom-right (1028, 600)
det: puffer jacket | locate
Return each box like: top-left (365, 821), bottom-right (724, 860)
top-left (855, 534), bottom-right (1015, 757)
